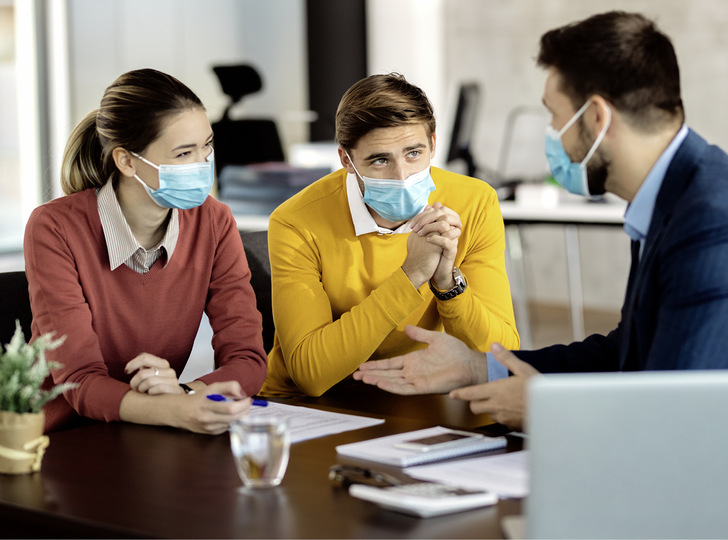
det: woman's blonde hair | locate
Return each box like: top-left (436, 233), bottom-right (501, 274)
top-left (60, 68), bottom-right (204, 195)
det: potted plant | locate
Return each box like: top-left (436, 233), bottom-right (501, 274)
top-left (0, 321), bottom-right (77, 474)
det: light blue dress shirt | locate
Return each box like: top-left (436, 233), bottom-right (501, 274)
top-left (623, 125), bottom-right (689, 251)
top-left (487, 125), bottom-right (689, 382)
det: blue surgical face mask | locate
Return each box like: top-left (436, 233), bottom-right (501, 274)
top-left (544, 102), bottom-right (611, 197)
top-left (132, 149), bottom-right (215, 210)
top-left (346, 153), bottom-right (435, 222)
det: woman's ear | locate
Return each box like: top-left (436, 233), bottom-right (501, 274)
top-left (112, 147), bottom-right (136, 177)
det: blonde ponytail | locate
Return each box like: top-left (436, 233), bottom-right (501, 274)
top-left (60, 110), bottom-right (108, 195)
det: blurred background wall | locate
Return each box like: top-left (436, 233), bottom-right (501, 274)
top-left (5, 0), bottom-right (728, 320)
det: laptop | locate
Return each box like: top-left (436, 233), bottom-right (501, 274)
top-left (514, 370), bottom-right (728, 539)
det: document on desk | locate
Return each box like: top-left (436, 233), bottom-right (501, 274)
top-left (248, 401), bottom-right (384, 443)
top-left (405, 450), bottom-right (529, 499)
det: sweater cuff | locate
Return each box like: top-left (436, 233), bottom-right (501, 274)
top-left (76, 376), bottom-right (132, 422)
top-left (370, 267), bottom-right (426, 324)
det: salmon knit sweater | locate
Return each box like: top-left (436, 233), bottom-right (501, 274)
top-left (24, 189), bottom-right (267, 432)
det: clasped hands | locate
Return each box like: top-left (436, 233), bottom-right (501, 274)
top-left (353, 325), bottom-right (541, 431)
top-left (402, 202), bottom-right (462, 290)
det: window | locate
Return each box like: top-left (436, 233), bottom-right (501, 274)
top-left (0, 1), bottom-right (23, 251)
top-left (0, 0), bottom-right (67, 254)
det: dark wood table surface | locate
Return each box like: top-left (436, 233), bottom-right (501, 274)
top-left (0, 383), bottom-right (524, 538)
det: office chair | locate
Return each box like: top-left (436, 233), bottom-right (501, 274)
top-left (240, 230), bottom-right (274, 353)
top-left (446, 82), bottom-right (504, 188)
top-left (446, 82), bottom-right (481, 179)
top-left (0, 271), bottom-right (32, 347)
top-left (211, 64), bottom-right (285, 175)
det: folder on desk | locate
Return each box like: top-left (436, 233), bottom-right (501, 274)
top-left (335, 426), bottom-right (506, 467)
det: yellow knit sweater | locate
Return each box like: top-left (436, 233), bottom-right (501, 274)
top-left (260, 166), bottom-right (519, 397)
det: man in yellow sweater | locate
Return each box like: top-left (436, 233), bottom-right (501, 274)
top-left (260, 73), bottom-right (519, 397)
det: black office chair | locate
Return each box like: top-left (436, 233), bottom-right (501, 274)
top-left (1, 271), bottom-right (33, 347)
top-left (211, 64), bottom-right (285, 175)
top-left (240, 230), bottom-right (274, 353)
top-left (447, 82), bottom-right (481, 179)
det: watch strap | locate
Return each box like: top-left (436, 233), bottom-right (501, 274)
top-left (429, 267), bottom-right (467, 300)
top-left (179, 383), bottom-right (196, 395)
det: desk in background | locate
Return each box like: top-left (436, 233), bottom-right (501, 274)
top-left (499, 190), bottom-right (626, 349)
top-left (0, 385), bottom-right (522, 539)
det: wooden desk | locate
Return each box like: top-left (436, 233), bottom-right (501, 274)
top-left (0, 388), bottom-right (523, 539)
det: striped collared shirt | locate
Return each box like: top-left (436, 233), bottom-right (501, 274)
top-left (96, 181), bottom-right (179, 273)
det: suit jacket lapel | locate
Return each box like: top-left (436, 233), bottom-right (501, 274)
top-left (619, 130), bottom-right (706, 370)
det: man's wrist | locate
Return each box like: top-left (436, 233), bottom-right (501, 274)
top-left (401, 265), bottom-right (428, 290)
top-left (430, 275), bottom-right (455, 292)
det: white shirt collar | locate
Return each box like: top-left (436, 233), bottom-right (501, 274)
top-left (345, 172), bottom-right (414, 236)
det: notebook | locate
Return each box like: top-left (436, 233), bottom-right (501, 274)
top-left (519, 370), bottom-right (728, 539)
top-left (336, 426), bottom-right (507, 467)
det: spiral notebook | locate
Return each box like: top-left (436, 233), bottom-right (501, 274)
top-left (335, 426), bottom-right (507, 467)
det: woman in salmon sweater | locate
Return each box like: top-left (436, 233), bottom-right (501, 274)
top-left (24, 69), bottom-right (267, 434)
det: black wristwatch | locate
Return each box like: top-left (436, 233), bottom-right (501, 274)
top-left (179, 383), bottom-right (196, 395)
top-left (429, 267), bottom-right (467, 300)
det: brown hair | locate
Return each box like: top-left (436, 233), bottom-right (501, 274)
top-left (335, 73), bottom-right (436, 151)
top-left (60, 68), bottom-right (204, 195)
top-left (538, 11), bottom-right (684, 130)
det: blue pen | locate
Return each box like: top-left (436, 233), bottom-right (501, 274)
top-left (206, 394), bottom-right (268, 407)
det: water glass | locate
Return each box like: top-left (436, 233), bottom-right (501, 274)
top-left (229, 416), bottom-right (290, 488)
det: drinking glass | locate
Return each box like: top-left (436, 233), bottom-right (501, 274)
top-left (229, 416), bottom-right (290, 488)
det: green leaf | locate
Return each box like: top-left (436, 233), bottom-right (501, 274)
top-left (0, 321), bottom-right (78, 413)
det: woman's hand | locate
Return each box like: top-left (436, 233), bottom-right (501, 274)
top-left (174, 381), bottom-right (251, 434)
top-left (125, 353), bottom-right (182, 395)
top-left (119, 379), bottom-right (252, 435)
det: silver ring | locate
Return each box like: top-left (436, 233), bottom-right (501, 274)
top-left (154, 368), bottom-right (159, 377)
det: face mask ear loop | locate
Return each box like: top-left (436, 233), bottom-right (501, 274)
top-left (130, 151), bottom-right (161, 171)
top-left (557, 101), bottom-right (592, 137)
top-left (345, 151), bottom-right (364, 182)
top-left (581, 104), bottom-right (612, 166)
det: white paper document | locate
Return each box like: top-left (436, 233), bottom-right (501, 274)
top-left (405, 450), bottom-right (529, 498)
top-left (249, 401), bottom-right (384, 443)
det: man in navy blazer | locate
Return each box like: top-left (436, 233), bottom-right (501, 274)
top-left (354, 11), bottom-right (728, 430)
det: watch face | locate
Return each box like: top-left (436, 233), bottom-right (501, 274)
top-left (452, 268), bottom-right (466, 286)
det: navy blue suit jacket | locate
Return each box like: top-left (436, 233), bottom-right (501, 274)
top-left (519, 130), bottom-right (728, 373)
